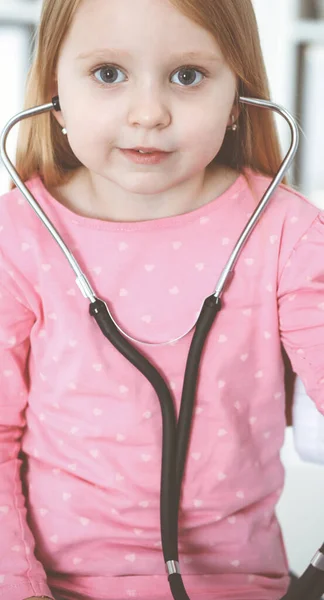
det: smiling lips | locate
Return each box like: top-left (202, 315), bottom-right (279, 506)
top-left (130, 147), bottom-right (167, 153)
top-left (121, 148), bottom-right (171, 164)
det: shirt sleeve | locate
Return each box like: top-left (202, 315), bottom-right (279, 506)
top-left (0, 276), bottom-right (54, 600)
top-left (278, 213), bottom-right (324, 417)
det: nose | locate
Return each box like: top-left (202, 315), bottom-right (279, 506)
top-left (127, 84), bottom-right (172, 129)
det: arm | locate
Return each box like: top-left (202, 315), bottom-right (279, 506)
top-left (0, 280), bottom-right (54, 600)
top-left (278, 214), bottom-right (324, 423)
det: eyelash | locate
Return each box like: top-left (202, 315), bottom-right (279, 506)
top-left (89, 64), bottom-right (210, 89)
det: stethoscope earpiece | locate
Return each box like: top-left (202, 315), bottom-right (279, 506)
top-left (52, 95), bottom-right (61, 112)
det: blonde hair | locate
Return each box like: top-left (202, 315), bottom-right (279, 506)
top-left (12, 0), bottom-right (287, 190)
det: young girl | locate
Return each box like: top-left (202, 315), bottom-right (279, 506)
top-left (0, 0), bottom-right (323, 599)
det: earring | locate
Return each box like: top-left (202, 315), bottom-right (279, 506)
top-left (227, 115), bottom-right (237, 132)
top-left (62, 127), bottom-right (67, 135)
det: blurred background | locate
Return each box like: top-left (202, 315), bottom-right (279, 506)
top-left (0, 0), bottom-right (324, 581)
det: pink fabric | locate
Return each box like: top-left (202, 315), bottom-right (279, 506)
top-left (0, 168), bottom-right (323, 600)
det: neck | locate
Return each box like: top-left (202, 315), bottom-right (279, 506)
top-left (51, 164), bottom-right (239, 223)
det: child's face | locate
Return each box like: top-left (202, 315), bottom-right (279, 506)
top-left (54, 0), bottom-right (237, 197)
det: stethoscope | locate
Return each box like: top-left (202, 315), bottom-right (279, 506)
top-left (1, 96), bottom-right (324, 600)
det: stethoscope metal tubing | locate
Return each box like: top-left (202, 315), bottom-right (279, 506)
top-left (1, 96), bottom-right (324, 600)
top-left (0, 102), bottom-right (96, 303)
top-left (0, 96), bottom-right (299, 346)
top-left (214, 97), bottom-right (299, 297)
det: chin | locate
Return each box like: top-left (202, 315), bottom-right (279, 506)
top-left (116, 175), bottom-right (175, 195)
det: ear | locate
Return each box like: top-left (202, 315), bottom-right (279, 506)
top-left (227, 87), bottom-right (241, 127)
top-left (50, 81), bottom-right (65, 128)
top-left (227, 111), bottom-right (239, 128)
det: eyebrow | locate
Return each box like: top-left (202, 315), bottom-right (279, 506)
top-left (76, 48), bottom-right (222, 63)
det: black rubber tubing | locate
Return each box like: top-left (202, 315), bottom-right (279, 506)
top-left (281, 543), bottom-right (324, 600)
top-left (90, 297), bottom-right (324, 600)
top-left (90, 294), bottom-right (221, 600)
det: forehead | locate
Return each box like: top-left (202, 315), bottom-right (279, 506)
top-left (62, 0), bottom-right (223, 60)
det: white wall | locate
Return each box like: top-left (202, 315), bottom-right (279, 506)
top-left (252, 0), bottom-right (300, 162)
top-left (0, 25), bottom-right (30, 193)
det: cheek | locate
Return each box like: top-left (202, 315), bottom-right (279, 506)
top-left (64, 103), bottom-right (117, 159)
top-left (58, 75), bottom-right (116, 137)
top-left (180, 110), bottom-right (227, 160)
top-left (63, 123), bottom-right (107, 170)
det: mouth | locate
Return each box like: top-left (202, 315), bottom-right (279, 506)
top-left (120, 148), bottom-right (171, 165)
top-left (127, 147), bottom-right (168, 154)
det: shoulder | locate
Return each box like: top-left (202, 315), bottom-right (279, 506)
top-left (244, 168), bottom-right (322, 238)
top-left (245, 168), bottom-right (322, 221)
top-left (240, 169), bottom-right (324, 274)
top-left (0, 176), bottom-right (48, 285)
top-left (0, 176), bottom-right (46, 234)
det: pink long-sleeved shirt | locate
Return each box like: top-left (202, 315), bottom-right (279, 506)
top-left (0, 168), bottom-right (323, 600)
